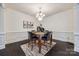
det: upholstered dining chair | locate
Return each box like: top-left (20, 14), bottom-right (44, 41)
top-left (42, 31), bottom-right (53, 47)
top-left (28, 32), bottom-right (38, 50)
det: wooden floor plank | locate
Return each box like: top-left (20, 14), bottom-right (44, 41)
top-left (0, 39), bottom-right (77, 56)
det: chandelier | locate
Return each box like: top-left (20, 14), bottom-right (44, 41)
top-left (36, 7), bottom-right (45, 21)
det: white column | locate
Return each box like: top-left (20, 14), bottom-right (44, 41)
top-left (0, 4), bottom-right (5, 49)
top-left (74, 4), bottom-right (79, 52)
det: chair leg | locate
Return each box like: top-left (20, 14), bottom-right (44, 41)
top-left (44, 40), bottom-right (45, 44)
top-left (49, 38), bottom-right (52, 47)
top-left (28, 40), bottom-right (30, 47)
top-left (31, 40), bottom-right (34, 51)
top-left (43, 40), bottom-right (48, 51)
top-left (34, 39), bottom-right (37, 45)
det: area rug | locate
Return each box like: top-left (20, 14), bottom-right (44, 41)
top-left (20, 41), bottom-right (56, 56)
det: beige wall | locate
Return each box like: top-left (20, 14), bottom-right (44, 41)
top-left (5, 8), bottom-right (40, 32)
top-left (5, 8), bottom-right (40, 44)
top-left (41, 9), bottom-right (74, 43)
top-left (0, 6), bottom-right (4, 32)
top-left (41, 9), bottom-right (74, 32)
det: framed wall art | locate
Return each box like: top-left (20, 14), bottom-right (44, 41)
top-left (23, 20), bottom-right (34, 29)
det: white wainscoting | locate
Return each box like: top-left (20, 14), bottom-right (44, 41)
top-left (0, 33), bottom-right (5, 49)
top-left (6, 32), bottom-right (74, 44)
top-left (74, 33), bottom-right (79, 52)
top-left (6, 32), bottom-right (28, 44)
top-left (53, 32), bottom-right (74, 43)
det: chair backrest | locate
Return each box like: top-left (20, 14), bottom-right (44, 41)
top-left (43, 32), bottom-right (49, 39)
top-left (32, 30), bottom-right (35, 32)
top-left (28, 32), bottom-right (32, 39)
top-left (28, 31), bottom-right (37, 39)
top-left (45, 31), bottom-right (52, 39)
top-left (48, 31), bottom-right (52, 39)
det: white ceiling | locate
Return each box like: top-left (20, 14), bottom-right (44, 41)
top-left (5, 3), bottom-right (73, 17)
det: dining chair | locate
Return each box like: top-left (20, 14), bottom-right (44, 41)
top-left (28, 32), bottom-right (38, 50)
top-left (42, 31), bottom-right (53, 47)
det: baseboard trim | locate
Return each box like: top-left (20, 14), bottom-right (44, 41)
top-left (66, 42), bottom-right (74, 45)
top-left (6, 39), bottom-right (28, 45)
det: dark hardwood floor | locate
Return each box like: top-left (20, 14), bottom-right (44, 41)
top-left (0, 39), bottom-right (79, 56)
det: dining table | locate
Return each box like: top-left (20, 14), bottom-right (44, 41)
top-left (32, 32), bottom-right (46, 53)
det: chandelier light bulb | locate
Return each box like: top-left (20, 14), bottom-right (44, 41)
top-left (38, 17), bottom-right (42, 21)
